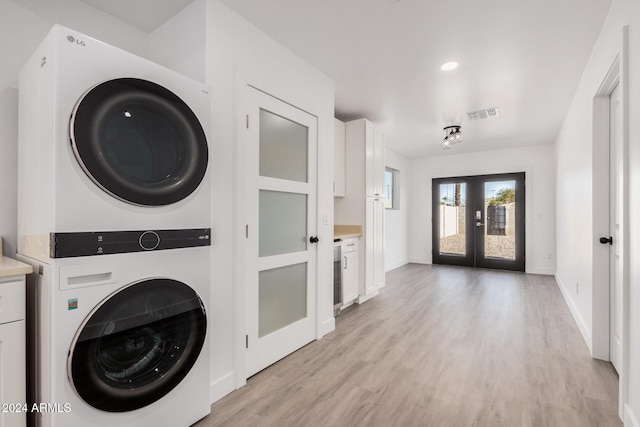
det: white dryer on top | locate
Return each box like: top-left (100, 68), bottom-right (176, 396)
top-left (18, 25), bottom-right (211, 262)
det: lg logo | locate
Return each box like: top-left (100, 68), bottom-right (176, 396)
top-left (67, 35), bottom-right (85, 46)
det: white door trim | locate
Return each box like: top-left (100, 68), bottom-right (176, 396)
top-left (234, 78), bottom-right (320, 381)
top-left (591, 25), bottom-right (629, 421)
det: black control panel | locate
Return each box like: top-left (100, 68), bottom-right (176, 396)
top-left (50, 228), bottom-right (211, 258)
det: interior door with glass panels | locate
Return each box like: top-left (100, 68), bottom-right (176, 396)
top-left (432, 173), bottom-right (525, 271)
top-left (246, 87), bottom-right (317, 377)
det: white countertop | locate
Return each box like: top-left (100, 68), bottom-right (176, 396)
top-left (0, 256), bottom-right (33, 278)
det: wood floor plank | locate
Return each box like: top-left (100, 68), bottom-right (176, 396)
top-left (193, 264), bottom-right (621, 427)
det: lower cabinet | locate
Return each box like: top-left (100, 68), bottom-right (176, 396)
top-left (341, 238), bottom-right (359, 307)
top-left (0, 276), bottom-right (27, 427)
top-left (362, 197), bottom-right (385, 301)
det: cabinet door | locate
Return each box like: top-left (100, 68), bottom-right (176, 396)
top-left (0, 320), bottom-right (26, 427)
top-left (365, 122), bottom-right (385, 197)
top-left (342, 250), bottom-right (358, 305)
top-left (373, 127), bottom-right (385, 197)
top-left (364, 198), bottom-right (385, 296)
top-left (373, 198), bottom-right (385, 289)
top-left (364, 121), bottom-right (376, 197)
top-left (334, 119), bottom-right (346, 197)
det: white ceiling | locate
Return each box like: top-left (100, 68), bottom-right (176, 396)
top-left (80, 0), bottom-right (613, 158)
top-left (217, 0), bottom-right (613, 158)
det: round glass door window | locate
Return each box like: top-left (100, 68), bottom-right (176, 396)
top-left (70, 78), bottom-right (208, 206)
top-left (68, 278), bottom-right (207, 412)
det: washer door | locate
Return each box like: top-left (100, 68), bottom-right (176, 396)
top-left (68, 278), bottom-right (207, 412)
top-left (70, 78), bottom-right (208, 206)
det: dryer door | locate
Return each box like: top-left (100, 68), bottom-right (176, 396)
top-left (68, 278), bottom-right (207, 412)
top-left (70, 78), bottom-right (208, 206)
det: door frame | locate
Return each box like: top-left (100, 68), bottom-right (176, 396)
top-left (432, 172), bottom-right (526, 272)
top-left (244, 86), bottom-right (318, 377)
top-left (232, 75), bottom-right (325, 390)
top-left (591, 26), bottom-right (629, 421)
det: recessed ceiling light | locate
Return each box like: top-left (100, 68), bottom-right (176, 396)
top-left (440, 61), bottom-right (459, 71)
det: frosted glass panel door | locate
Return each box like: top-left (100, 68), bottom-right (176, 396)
top-left (246, 87), bottom-right (317, 377)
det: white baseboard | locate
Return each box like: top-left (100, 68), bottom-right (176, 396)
top-left (385, 259), bottom-right (408, 272)
top-left (210, 371), bottom-right (236, 404)
top-left (625, 404), bottom-right (639, 427)
top-left (318, 316), bottom-right (335, 338)
top-left (526, 266), bottom-right (555, 275)
top-left (408, 257), bottom-right (429, 264)
top-left (357, 289), bottom-right (378, 304)
top-left (555, 274), bottom-right (593, 354)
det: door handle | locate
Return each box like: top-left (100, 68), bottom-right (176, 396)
top-left (309, 236), bottom-right (319, 244)
top-left (476, 222), bottom-right (484, 227)
top-left (344, 256), bottom-right (347, 269)
top-left (599, 236), bottom-right (613, 245)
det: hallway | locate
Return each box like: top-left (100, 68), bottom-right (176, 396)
top-left (196, 264), bottom-right (621, 426)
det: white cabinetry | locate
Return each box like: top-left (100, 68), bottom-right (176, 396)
top-left (334, 118), bottom-right (346, 197)
top-left (334, 118), bottom-right (385, 304)
top-left (365, 198), bottom-right (385, 293)
top-left (341, 238), bottom-right (358, 307)
top-left (0, 274), bottom-right (27, 427)
top-left (365, 123), bottom-right (385, 198)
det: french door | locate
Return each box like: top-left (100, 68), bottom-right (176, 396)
top-left (246, 87), bottom-right (317, 377)
top-left (432, 173), bottom-right (525, 271)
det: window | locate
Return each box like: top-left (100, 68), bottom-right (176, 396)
top-left (385, 167), bottom-right (399, 209)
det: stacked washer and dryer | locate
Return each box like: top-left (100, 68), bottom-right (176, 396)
top-left (17, 26), bottom-right (212, 427)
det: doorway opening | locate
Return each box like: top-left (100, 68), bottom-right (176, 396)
top-left (432, 173), bottom-right (525, 271)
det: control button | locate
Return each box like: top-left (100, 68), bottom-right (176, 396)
top-left (139, 231), bottom-right (160, 250)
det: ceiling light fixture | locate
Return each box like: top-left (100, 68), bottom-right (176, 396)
top-left (440, 61), bottom-right (458, 71)
top-left (442, 125), bottom-right (462, 150)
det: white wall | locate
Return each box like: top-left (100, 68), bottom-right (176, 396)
top-left (148, 0), bottom-right (206, 83)
top-left (384, 148), bottom-right (410, 271)
top-left (0, 0), bottom-right (149, 256)
top-left (555, 0), bottom-right (640, 424)
top-left (205, 0), bottom-right (335, 401)
top-left (408, 145), bottom-right (556, 275)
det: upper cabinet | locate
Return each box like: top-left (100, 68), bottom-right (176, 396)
top-left (364, 121), bottom-right (385, 197)
top-left (334, 118), bottom-right (346, 197)
top-left (338, 118), bottom-right (386, 205)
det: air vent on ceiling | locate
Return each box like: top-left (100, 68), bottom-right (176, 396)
top-left (467, 107), bottom-right (499, 121)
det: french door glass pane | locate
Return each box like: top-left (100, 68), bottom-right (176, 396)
top-left (259, 109), bottom-right (308, 183)
top-left (484, 180), bottom-right (516, 260)
top-left (259, 190), bottom-right (307, 257)
top-left (439, 182), bottom-right (466, 256)
top-left (259, 263), bottom-right (307, 338)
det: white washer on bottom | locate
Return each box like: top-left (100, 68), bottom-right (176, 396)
top-left (19, 247), bottom-right (211, 427)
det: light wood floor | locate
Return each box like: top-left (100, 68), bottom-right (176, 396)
top-left (194, 264), bottom-right (621, 426)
